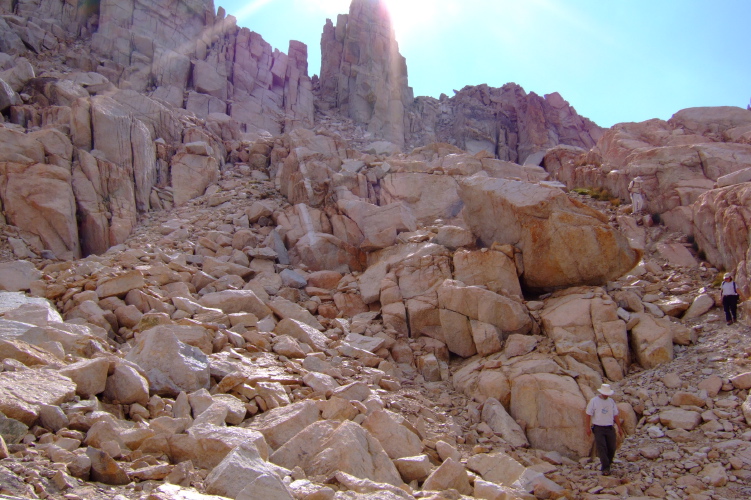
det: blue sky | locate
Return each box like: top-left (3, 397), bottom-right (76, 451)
top-left (217, 0), bottom-right (750, 128)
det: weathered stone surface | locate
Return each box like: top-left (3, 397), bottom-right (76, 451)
top-left (170, 153), bottom-right (219, 206)
top-left (96, 271), bottom-right (145, 298)
top-left (361, 409), bottom-right (423, 459)
top-left (659, 408), bottom-right (702, 430)
top-left (243, 400), bottom-right (320, 450)
top-left (0, 260), bottom-right (42, 292)
top-left (453, 248), bottom-right (522, 298)
top-left (540, 291), bottom-right (629, 380)
top-left (103, 363), bottom-right (150, 406)
top-left (509, 373), bottom-right (590, 458)
top-left (125, 327), bottom-right (210, 396)
top-left (630, 313), bottom-right (674, 369)
top-left (0, 369), bottom-right (76, 425)
top-left (184, 424), bottom-right (269, 470)
top-left (267, 298), bottom-right (323, 330)
top-left (482, 398), bottom-right (529, 448)
top-left (438, 280), bottom-right (532, 338)
top-left (204, 441), bottom-right (288, 499)
top-left (422, 457), bottom-right (471, 495)
top-left (458, 175), bottom-right (640, 289)
top-left (0, 158), bottom-right (80, 260)
top-left (199, 290), bottom-right (272, 318)
top-left (274, 318), bottom-right (329, 351)
top-left (319, 0), bottom-right (412, 146)
top-left (86, 447), bottom-right (129, 485)
top-left (303, 420), bottom-right (402, 486)
top-left (59, 357), bottom-right (110, 398)
top-left (392, 455), bottom-right (432, 483)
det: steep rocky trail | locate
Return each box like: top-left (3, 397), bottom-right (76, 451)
top-left (2, 177), bottom-right (751, 499)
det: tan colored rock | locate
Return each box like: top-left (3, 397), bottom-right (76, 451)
top-left (306, 420), bottom-right (402, 486)
top-left (269, 420), bottom-right (339, 469)
top-left (659, 408), bottom-right (702, 430)
top-left (731, 372), bottom-right (751, 390)
top-left (361, 409), bottom-right (423, 459)
top-left (0, 260), bottom-right (42, 292)
top-left (422, 457), bottom-right (472, 495)
top-left (458, 175), bottom-right (640, 289)
top-left (0, 160), bottom-right (81, 260)
top-left (509, 372), bottom-right (590, 458)
top-left (438, 308), bottom-right (476, 357)
top-left (656, 243), bottom-right (698, 268)
top-left (171, 153), bottom-right (219, 206)
top-left (0, 369), bottom-right (76, 425)
top-left (59, 358), bottom-right (109, 398)
top-left (274, 318), bottom-right (329, 351)
top-left (125, 327), bottom-right (210, 397)
top-left (199, 290), bottom-right (272, 318)
top-left (289, 231), bottom-right (364, 274)
top-left (482, 398), bottom-right (529, 448)
top-left (474, 479), bottom-right (535, 500)
top-left (630, 313), bottom-right (674, 369)
top-left (96, 271), bottom-right (145, 298)
top-left (467, 451), bottom-right (535, 489)
top-left (336, 199), bottom-right (417, 251)
top-left (184, 424), bottom-right (268, 470)
top-left (243, 400), bottom-right (320, 450)
top-left (0, 338), bottom-right (60, 366)
top-left (470, 320), bottom-right (503, 357)
top-left (86, 447), bottom-right (129, 485)
top-left (204, 441), bottom-right (288, 499)
top-left (267, 297), bottom-right (323, 330)
top-left (438, 280), bottom-right (532, 337)
top-left (103, 364), bottom-right (149, 406)
top-left (670, 392), bottom-right (706, 407)
top-left (453, 248), bottom-right (522, 298)
top-left (393, 455), bottom-right (432, 483)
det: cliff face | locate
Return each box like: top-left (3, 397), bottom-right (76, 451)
top-left (318, 0), bottom-right (413, 147)
top-left (405, 83), bottom-right (604, 164)
top-left (318, 0), bottom-right (604, 161)
top-left (27, 0), bottom-right (315, 135)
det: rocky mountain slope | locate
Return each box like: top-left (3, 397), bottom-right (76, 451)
top-left (2, 0), bottom-right (751, 500)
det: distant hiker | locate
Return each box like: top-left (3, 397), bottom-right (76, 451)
top-left (585, 384), bottom-right (622, 476)
top-left (721, 272), bottom-right (740, 325)
top-left (628, 176), bottom-right (646, 214)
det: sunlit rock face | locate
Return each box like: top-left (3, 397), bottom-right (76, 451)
top-left (458, 174), bottom-right (641, 290)
top-left (319, 0), bottom-right (413, 148)
top-left (406, 83), bottom-right (604, 164)
top-left (318, 1), bottom-right (603, 160)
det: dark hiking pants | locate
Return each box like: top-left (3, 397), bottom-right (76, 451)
top-left (723, 295), bottom-right (739, 322)
top-left (592, 424), bottom-right (617, 472)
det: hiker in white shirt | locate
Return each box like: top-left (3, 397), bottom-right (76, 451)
top-left (585, 384), bottom-right (622, 475)
top-left (721, 272), bottom-right (740, 325)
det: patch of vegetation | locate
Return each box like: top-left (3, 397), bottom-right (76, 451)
top-left (712, 272), bottom-right (726, 288)
top-left (571, 187), bottom-right (620, 204)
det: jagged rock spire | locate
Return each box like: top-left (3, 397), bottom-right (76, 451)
top-left (319, 0), bottom-right (413, 147)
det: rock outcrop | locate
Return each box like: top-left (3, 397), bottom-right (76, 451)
top-left (319, 0), bottom-right (413, 147)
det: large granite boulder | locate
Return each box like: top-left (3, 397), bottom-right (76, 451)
top-left (459, 174), bottom-right (640, 289)
top-left (509, 372), bottom-right (591, 458)
top-left (125, 326), bottom-right (210, 396)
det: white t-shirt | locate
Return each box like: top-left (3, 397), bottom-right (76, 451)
top-left (586, 395), bottom-right (619, 426)
top-left (721, 281), bottom-right (738, 297)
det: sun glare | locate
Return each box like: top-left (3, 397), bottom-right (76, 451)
top-left (381, 0), bottom-right (444, 41)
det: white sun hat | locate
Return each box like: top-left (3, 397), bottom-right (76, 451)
top-left (598, 384), bottom-right (614, 396)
